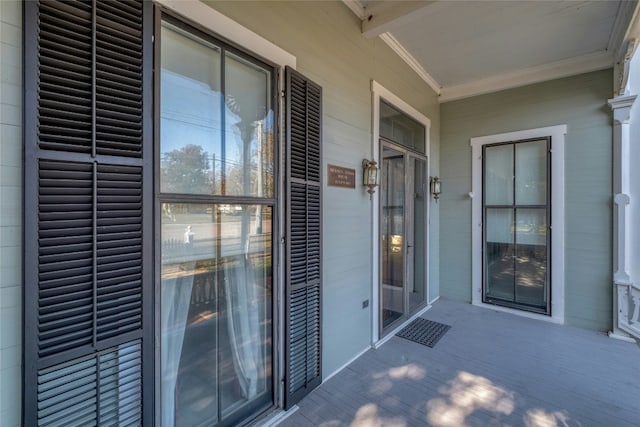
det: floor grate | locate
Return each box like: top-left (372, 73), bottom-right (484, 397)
top-left (396, 318), bottom-right (451, 348)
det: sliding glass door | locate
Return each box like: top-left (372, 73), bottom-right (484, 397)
top-left (483, 138), bottom-right (550, 314)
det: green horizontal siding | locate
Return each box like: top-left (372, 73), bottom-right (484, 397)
top-left (0, 1), bottom-right (23, 426)
top-left (440, 69), bottom-right (613, 331)
top-left (204, 1), bottom-right (441, 376)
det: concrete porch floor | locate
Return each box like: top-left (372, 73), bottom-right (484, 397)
top-left (278, 299), bottom-right (640, 427)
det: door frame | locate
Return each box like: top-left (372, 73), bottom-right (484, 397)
top-left (470, 125), bottom-right (566, 324)
top-left (370, 81), bottom-right (432, 344)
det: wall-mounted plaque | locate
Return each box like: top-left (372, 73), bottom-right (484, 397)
top-left (327, 164), bottom-right (356, 189)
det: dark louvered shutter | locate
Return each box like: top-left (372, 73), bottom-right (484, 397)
top-left (284, 67), bottom-right (323, 409)
top-left (24, 1), bottom-right (152, 425)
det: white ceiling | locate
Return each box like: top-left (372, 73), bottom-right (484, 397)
top-left (345, 0), bottom-right (638, 101)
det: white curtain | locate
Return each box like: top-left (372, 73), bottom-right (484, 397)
top-left (224, 255), bottom-right (262, 399)
top-left (161, 262), bottom-right (196, 427)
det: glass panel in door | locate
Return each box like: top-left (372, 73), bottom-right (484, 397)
top-left (515, 208), bottom-right (547, 306)
top-left (381, 146), bottom-right (405, 329)
top-left (485, 207), bottom-right (515, 301)
top-left (483, 139), bottom-right (550, 314)
top-left (409, 156), bottom-right (427, 312)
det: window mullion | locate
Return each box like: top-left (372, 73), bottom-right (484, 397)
top-left (221, 49), bottom-right (227, 195)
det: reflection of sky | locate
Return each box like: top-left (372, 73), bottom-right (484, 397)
top-left (161, 69), bottom-right (245, 169)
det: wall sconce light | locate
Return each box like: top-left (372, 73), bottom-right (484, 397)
top-left (430, 176), bottom-right (441, 202)
top-left (362, 159), bottom-right (378, 199)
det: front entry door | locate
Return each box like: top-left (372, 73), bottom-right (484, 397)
top-left (380, 141), bottom-right (428, 333)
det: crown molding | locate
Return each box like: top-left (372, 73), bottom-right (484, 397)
top-left (609, 0), bottom-right (638, 54)
top-left (379, 32), bottom-right (441, 95)
top-left (340, 0), bottom-right (441, 94)
top-left (439, 50), bottom-right (613, 103)
top-left (343, 0), bottom-right (626, 102)
top-left (342, 0), bottom-right (366, 20)
top-left (361, 1), bottom-right (437, 39)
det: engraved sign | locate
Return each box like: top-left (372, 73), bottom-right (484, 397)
top-left (327, 164), bottom-right (356, 189)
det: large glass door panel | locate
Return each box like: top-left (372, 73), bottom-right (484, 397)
top-left (485, 208), bottom-right (515, 301)
top-left (381, 146), bottom-right (405, 329)
top-left (409, 156), bottom-right (427, 312)
top-left (380, 142), bottom-right (429, 334)
top-left (483, 139), bottom-right (550, 314)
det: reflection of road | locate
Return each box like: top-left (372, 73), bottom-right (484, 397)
top-left (161, 214), bottom-right (271, 263)
top-left (163, 215), bottom-right (244, 242)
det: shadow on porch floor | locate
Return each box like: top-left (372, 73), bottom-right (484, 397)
top-left (278, 299), bottom-right (640, 427)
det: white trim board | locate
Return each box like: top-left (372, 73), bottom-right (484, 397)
top-left (257, 406), bottom-right (299, 427)
top-left (370, 80), bottom-right (432, 345)
top-left (470, 125), bottom-right (567, 325)
top-left (608, 331), bottom-right (638, 343)
top-left (372, 81), bottom-right (432, 131)
top-left (428, 295), bottom-right (440, 305)
top-left (322, 346), bottom-right (370, 383)
top-left (155, 0), bottom-right (296, 69)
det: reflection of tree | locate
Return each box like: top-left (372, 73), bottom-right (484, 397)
top-left (162, 144), bottom-right (211, 194)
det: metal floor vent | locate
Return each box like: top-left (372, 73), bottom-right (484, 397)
top-left (396, 318), bottom-right (451, 348)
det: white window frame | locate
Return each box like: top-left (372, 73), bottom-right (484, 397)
top-left (155, 0), bottom-right (296, 68)
top-left (371, 81), bottom-right (432, 345)
top-left (470, 125), bottom-right (566, 324)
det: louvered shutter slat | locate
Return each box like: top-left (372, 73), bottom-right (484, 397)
top-left (96, 1), bottom-right (143, 158)
top-left (25, 1), bottom-right (151, 425)
top-left (37, 160), bottom-right (94, 358)
top-left (37, 0), bottom-right (93, 154)
top-left (94, 163), bottom-right (143, 342)
top-left (285, 67), bottom-right (323, 409)
top-left (35, 341), bottom-right (143, 427)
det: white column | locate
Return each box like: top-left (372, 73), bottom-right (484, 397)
top-left (608, 95), bottom-right (637, 340)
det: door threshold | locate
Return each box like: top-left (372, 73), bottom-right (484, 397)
top-left (374, 304), bottom-right (432, 349)
top-left (472, 301), bottom-right (562, 324)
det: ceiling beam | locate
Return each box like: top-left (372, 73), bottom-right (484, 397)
top-left (362, 1), bottom-right (438, 39)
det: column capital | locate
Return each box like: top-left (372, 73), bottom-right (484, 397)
top-left (608, 94), bottom-right (637, 124)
